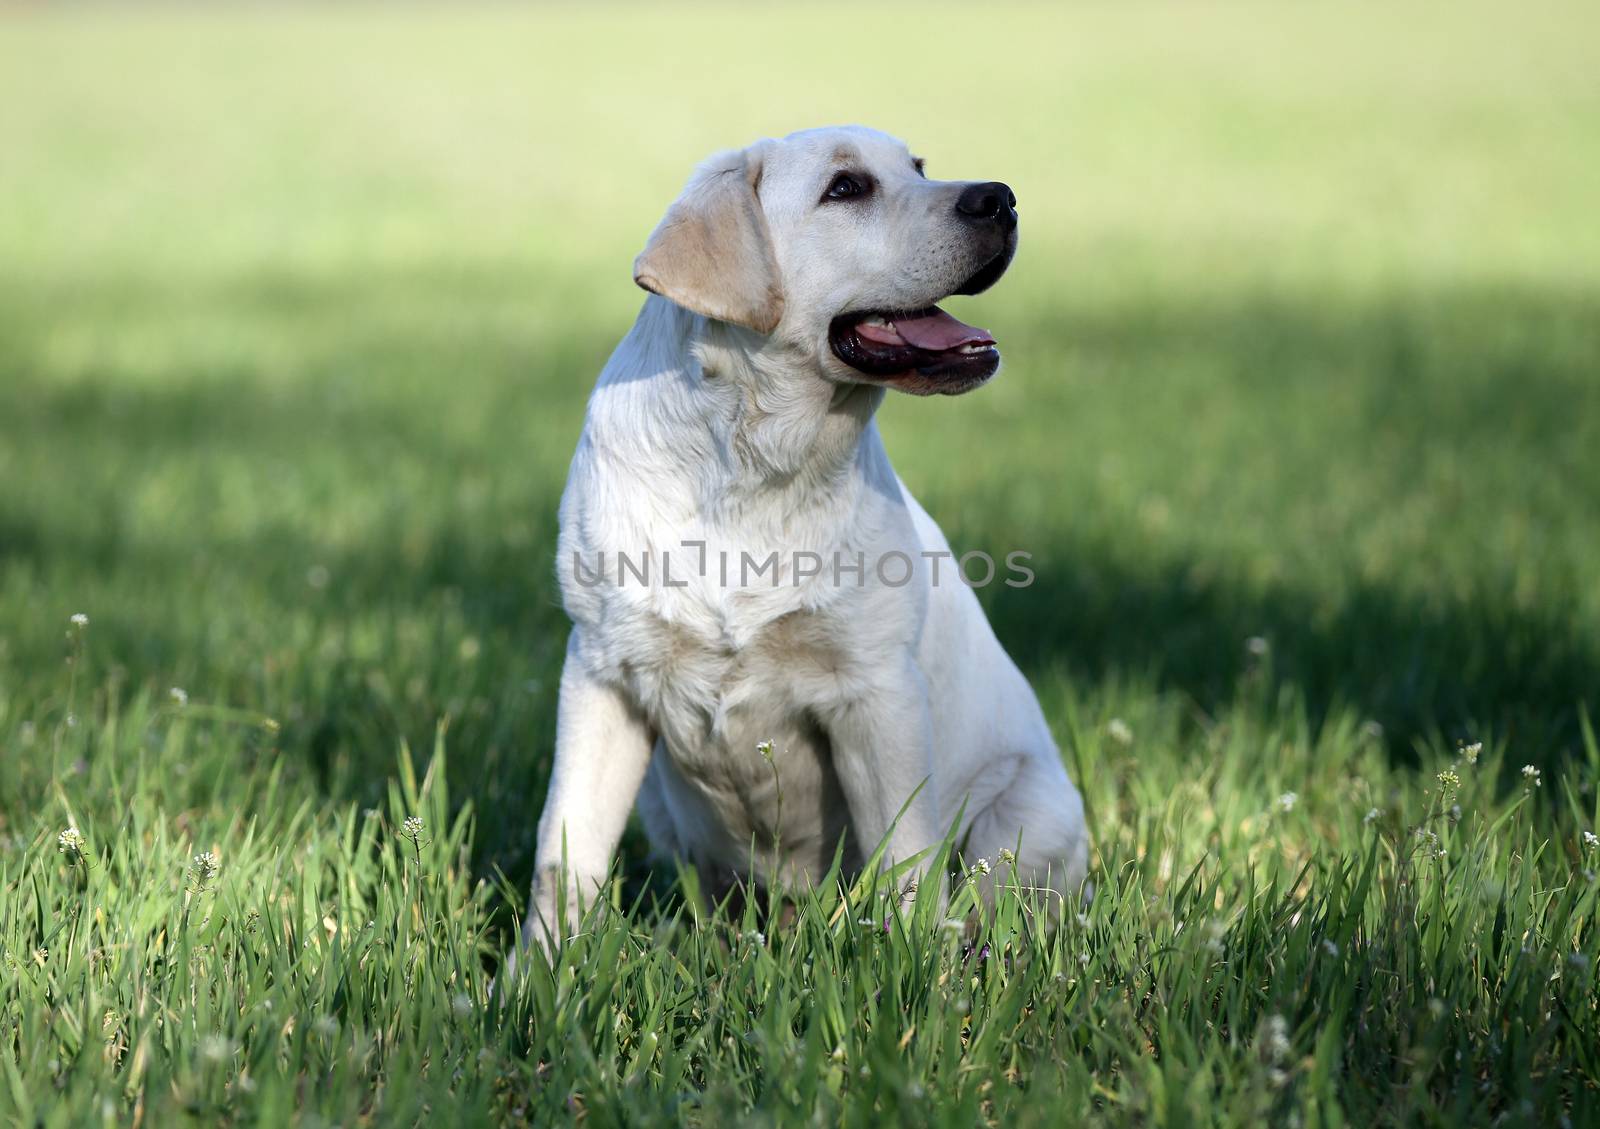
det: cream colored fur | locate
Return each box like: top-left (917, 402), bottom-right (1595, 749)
top-left (513, 126), bottom-right (1087, 961)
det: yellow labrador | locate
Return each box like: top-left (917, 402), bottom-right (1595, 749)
top-left (518, 126), bottom-right (1087, 952)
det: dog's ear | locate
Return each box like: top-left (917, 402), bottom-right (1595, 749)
top-left (633, 146), bottom-right (784, 335)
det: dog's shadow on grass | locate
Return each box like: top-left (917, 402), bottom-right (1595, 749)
top-left (979, 532), bottom-right (1599, 764)
top-left (960, 282), bottom-right (1600, 767)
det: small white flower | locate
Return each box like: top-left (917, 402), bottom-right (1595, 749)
top-left (742, 929), bottom-right (766, 946)
top-left (998, 847), bottom-right (1016, 866)
top-left (1077, 951), bottom-right (1090, 967)
top-left (1414, 828), bottom-right (1446, 860)
top-left (401, 816), bottom-right (424, 841)
top-left (451, 993), bottom-right (473, 1018)
top-left (192, 851), bottom-right (219, 881)
top-left (1364, 808), bottom-right (1380, 824)
top-left (69, 613), bottom-right (89, 628)
top-left (1521, 765), bottom-right (1541, 787)
top-left (1245, 636), bottom-right (1270, 657)
top-left (1321, 939), bottom-right (1339, 957)
top-left (755, 740), bottom-right (775, 760)
top-left (200, 1035), bottom-right (234, 1062)
top-left (1360, 720), bottom-right (1384, 741)
top-left (57, 827), bottom-right (85, 856)
top-left (1583, 831), bottom-right (1598, 851)
top-left (1106, 718), bottom-right (1133, 746)
top-left (1461, 742), bottom-right (1482, 765)
top-left (1276, 792), bottom-right (1298, 813)
top-left (1262, 1014), bottom-right (1291, 1062)
top-left (1075, 912), bottom-right (1090, 929)
top-left (169, 687), bottom-right (189, 707)
top-left (973, 857), bottom-right (992, 875)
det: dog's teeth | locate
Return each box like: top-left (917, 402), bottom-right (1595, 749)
top-left (958, 343), bottom-right (989, 354)
top-left (882, 321), bottom-right (896, 334)
top-left (859, 314), bottom-right (888, 327)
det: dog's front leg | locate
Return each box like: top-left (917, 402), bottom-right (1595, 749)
top-left (518, 634), bottom-right (654, 956)
top-left (826, 660), bottom-right (945, 898)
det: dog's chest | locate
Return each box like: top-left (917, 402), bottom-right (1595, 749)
top-left (607, 584), bottom-right (851, 761)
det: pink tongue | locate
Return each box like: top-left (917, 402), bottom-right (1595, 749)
top-left (861, 307), bottom-right (995, 351)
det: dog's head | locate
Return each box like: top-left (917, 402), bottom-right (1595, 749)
top-left (634, 126), bottom-right (1018, 396)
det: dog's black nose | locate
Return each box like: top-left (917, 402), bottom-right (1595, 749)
top-left (956, 181), bottom-right (1017, 231)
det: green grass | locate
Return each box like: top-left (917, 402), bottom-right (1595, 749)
top-left (3, 3), bottom-right (1600, 1124)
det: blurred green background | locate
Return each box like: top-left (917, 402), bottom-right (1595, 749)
top-left (2, 1), bottom-right (1598, 882)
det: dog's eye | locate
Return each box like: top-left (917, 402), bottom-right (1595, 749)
top-left (822, 172), bottom-right (870, 202)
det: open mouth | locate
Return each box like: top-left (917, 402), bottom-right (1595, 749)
top-left (827, 245), bottom-right (1014, 395)
top-left (828, 305), bottom-right (1000, 393)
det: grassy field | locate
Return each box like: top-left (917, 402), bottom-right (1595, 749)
top-left (3, 3), bottom-right (1600, 1124)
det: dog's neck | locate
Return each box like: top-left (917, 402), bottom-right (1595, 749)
top-left (590, 297), bottom-right (894, 525)
top-left (696, 317), bottom-right (885, 490)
